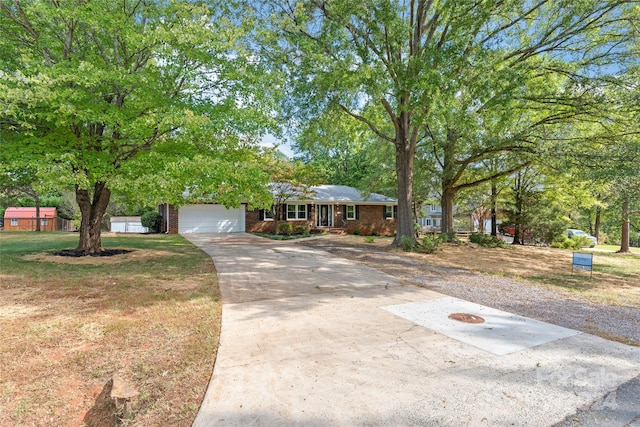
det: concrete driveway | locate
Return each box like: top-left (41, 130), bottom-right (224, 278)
top-left (185, 233), bottom-right (640, 426)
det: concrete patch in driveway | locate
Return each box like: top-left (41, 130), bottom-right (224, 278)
top-left (381, 296), bottom-right (582, 355)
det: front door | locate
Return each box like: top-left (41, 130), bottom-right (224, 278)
top-left (316, 204), bottom-right (333, 227)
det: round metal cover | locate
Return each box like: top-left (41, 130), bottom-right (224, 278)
top-left (448, 313), bottom-right (485, 324)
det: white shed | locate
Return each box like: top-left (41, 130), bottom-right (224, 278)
top-left (110, 216), bottom-right (149, 233)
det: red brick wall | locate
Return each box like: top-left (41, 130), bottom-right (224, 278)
top-left (159, 204), bottom-right (179, 234)
top-left (246, 205), bottom-right (315, 234)
top-left (246, 204), bottom-right (396, 236)
top-left (246, 208), bottom-right (277, 233)
top-left (342, 205), bottom-right (396, 236)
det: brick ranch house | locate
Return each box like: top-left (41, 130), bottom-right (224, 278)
top-left (160, 185), bottom-right (398, 236)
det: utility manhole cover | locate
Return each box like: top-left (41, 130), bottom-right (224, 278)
top-left (448, 313), bottom-right (485, 324)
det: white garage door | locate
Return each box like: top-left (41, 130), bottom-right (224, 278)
top-left (178, 204), bottom-right (245, 234)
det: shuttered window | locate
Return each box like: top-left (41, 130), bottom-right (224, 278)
top-left (384, 205), bottom-right (395, 219)
top-left (260, 209), bottom-right (274, 221)
top-left (346, 205), bottom-right (356, 220)
top-left (287, 204), bottom-right (307, 220)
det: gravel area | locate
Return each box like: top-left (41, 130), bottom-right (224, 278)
top-left (298, 240), bottom-right (640, 345)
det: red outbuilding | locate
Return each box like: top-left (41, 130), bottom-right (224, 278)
top-left (3, 207), bottom-right (58, 231)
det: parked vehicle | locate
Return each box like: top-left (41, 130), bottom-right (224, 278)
top-left (500, 224), bottom-right (530, 238)
top-left (501, 224), bottom-right (514, 236)
top-left (567, 229), bottom-right (597, 248)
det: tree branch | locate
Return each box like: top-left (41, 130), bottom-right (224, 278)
top-left (338, 103), bottom-right (394, 143)
top-left (454, 161), bottom-right (532, 192)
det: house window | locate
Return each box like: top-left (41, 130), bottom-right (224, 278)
top-left (384, 205), bottom-right (395, 219)
top-left (41, 218), bottom-right (48, 226)
top-left (11, 218), bottom-right (18, 226)
top-left (287, 204), bottom-right (307, 220)
top-left (346, 205), bottom-right (356, 220)
top-left (433, 219), bottom-right (439, 227)
top-left (425, 218), bottom-right (432, 226)
top-left (261, 209), bottom-right (274, 221)
top-left (430, 204), bottom-right (438, 212)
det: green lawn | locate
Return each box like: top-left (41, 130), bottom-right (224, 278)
top-left (590, 244), bottom-right (640, 254)
top-left (0, 231), bottom-right (221, 426)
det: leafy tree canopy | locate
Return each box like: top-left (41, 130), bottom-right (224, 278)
top-left (292, 107), bottom-right (396, 195)
top-left (0, 0), bottom-right (279, 252)
top-left (252, 0), bottom-right (638, 242)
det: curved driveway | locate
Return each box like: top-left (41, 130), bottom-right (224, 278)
top-left (186, 233), bottom-right (640, 426)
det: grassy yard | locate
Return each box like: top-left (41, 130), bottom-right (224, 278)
top-left (0, 232), bottom-right (221, 426)
top-left (591, 244), bottom-right (640, 254)
top-left (348, 235), bottom-right (640, 307)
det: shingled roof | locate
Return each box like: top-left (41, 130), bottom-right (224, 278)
top-left (289, 185), bottom-right (397, 204)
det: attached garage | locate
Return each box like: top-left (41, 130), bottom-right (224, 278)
top-left (178, 204), bottom-right (245, 234)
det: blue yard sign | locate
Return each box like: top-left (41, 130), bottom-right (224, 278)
top-left (572, 252), bottom-right (593, 278)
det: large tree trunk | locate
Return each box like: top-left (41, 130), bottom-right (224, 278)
top-left (392, 119), bottom-right (416, 246)
top-left (490, 180), bottom-right (497, 237)
top-left (594, 206), bottom-right (601, 241)
top-left (441, 186), bottom-right (456, 234)
top-left (618, 193), bottom-right (630, 253)
top-left (512, 171), bottom-right (525, 245)
top-left (34, 194), bottom-right (41, 232)
top-left (75, 182), bottom-right (111, 254)
top-left (440, 129), bottom-right (457, 234)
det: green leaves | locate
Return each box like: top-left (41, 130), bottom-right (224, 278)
top-left (1, 1), bottom-right (279, 251)
top-left (1, 0), bottom-right (276, 200)
top-left (257, 0), bottom-right (638, 238)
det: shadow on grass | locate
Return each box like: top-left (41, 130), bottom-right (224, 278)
top-left (83, 379), bottom-right (116, 427)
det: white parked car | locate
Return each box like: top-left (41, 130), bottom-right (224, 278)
top-left (567, 229), bottom-right (597, 248)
